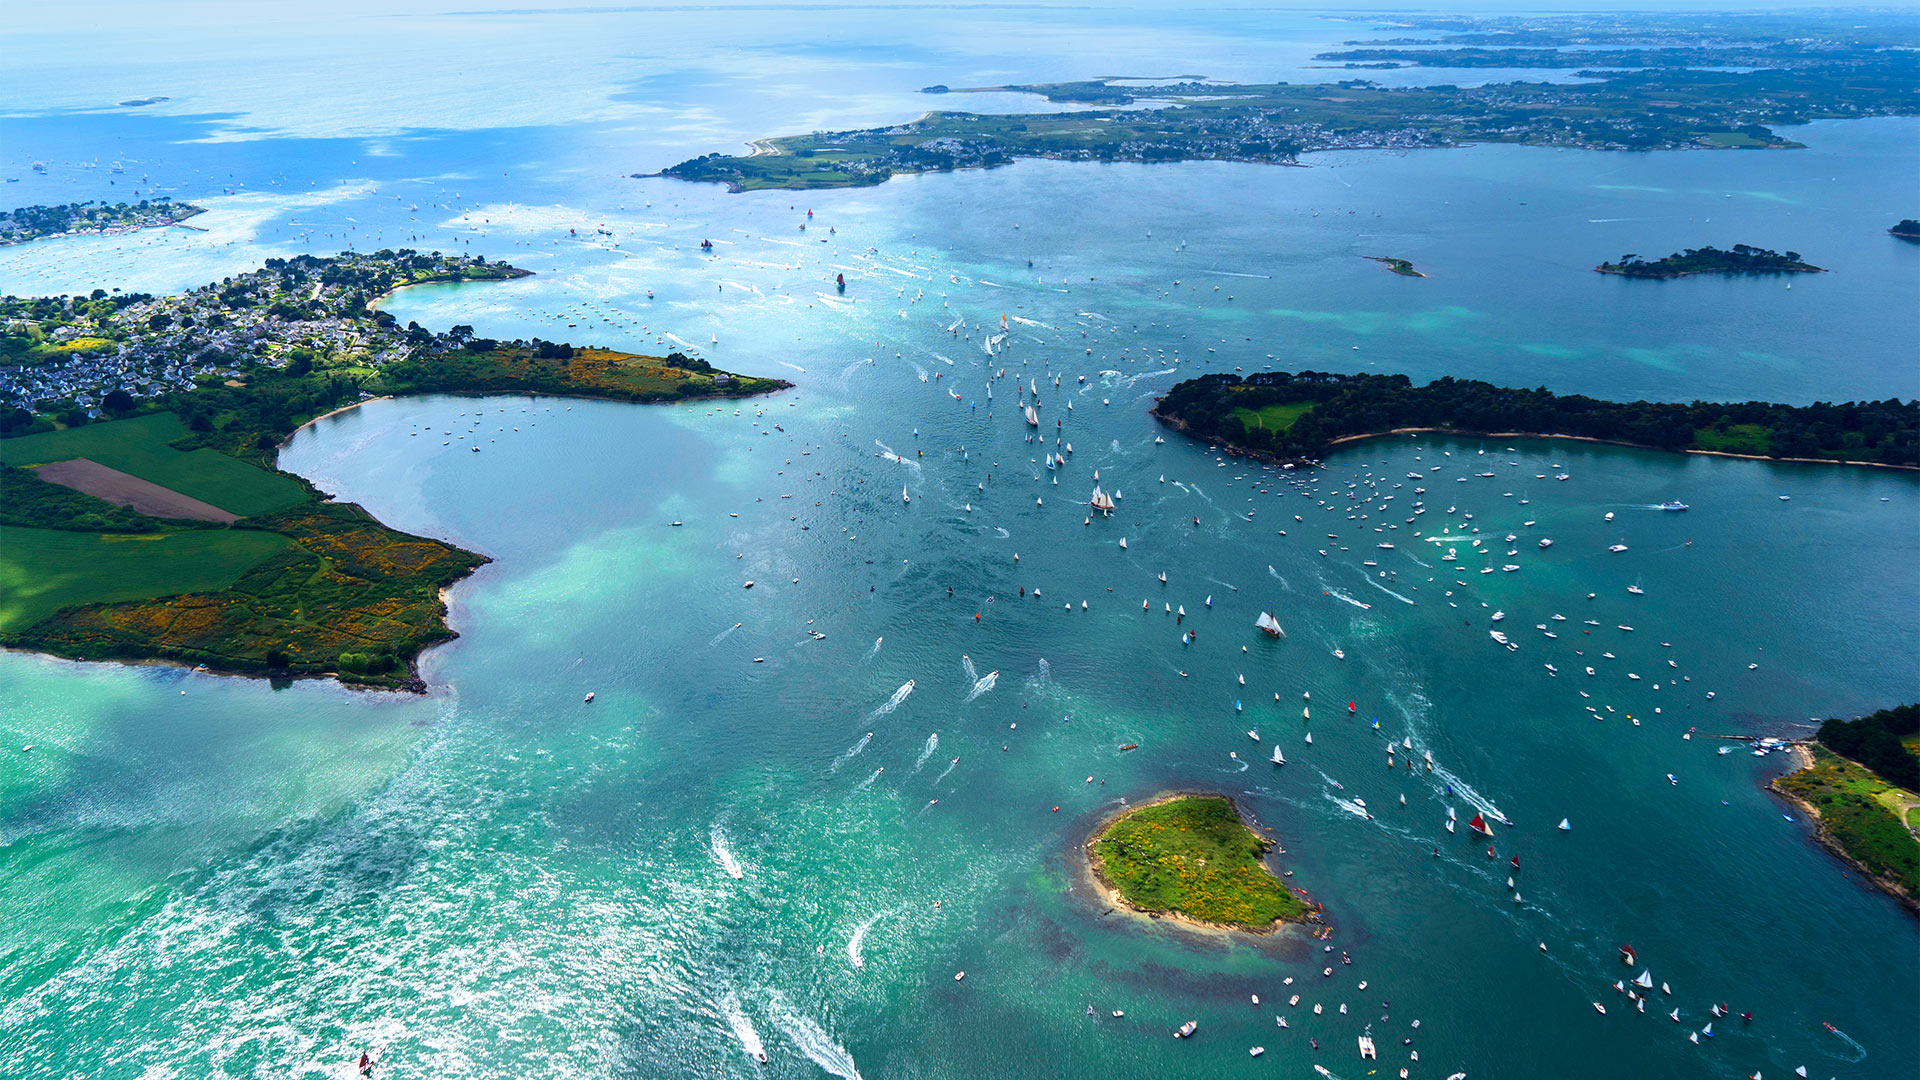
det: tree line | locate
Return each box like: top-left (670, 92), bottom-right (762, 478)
top-left (1152, 370), bottom-right (1917, 467)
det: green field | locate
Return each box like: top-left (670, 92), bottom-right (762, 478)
top-left (0, 413), bottom-right (306, 518)
top-left (1228, 401), bottom-right (1313, 434)
top-left (1776, 747), bottom-right (1920, 896)
top-left (1089, 794), bottom-right (1308, 930)
top-left (0, 526), bottom-right (292, 631)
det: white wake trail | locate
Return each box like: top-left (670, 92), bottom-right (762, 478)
top-left (913, 732), bottom-right (939, 771)
top-left (866, 680), bottom-right (915, 720)
top-left (718, 991), bottom-right (767, 1063)
top-left (963, 670), bottom-right (998, 702)
top-left (770, 1000), bottom-right (863, 1080)
top-left (709, 823), bottom-right (745, 879)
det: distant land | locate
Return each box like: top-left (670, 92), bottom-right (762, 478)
top-left (1773, 704), bottom-right (1920, 914)
top-left (650, 12), bottom-right (1917, 192)
top-left (117, 96), bottom-right (170, 108)
top-left (1596, 244), bottom-right (1824, 279)
top-left (0, 199), bottom-right (204, 247)
top-left (0, 251), bottom-right (787, 689)
top-left (1086, 793), bottom-right (1314, 933)
top-left (1150, 371), bottom-right (1919, 468)
top-left (1892, 219), bottom-right (1920, 240)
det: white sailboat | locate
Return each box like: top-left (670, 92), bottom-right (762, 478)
top-left (1024, 403), bottom-right (1039, 427)
top-left (1271, 745), bottom-right (1285, 764)
top-left (1090, 486), bottom-right (1116, 515)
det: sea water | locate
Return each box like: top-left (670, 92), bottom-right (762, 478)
top-left (1, 6), bottom-right (1915, 1079)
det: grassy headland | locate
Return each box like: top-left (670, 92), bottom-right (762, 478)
top-left (1151, 371), bottom-right (1918, 468)
top-left (1596, 245), bottom-right (1824, 278)
top-left (1087, 794), bottom-right (1311, 932)
top-left (0, 251), bottom-right (786, 688)
top-left (1773, 705), bottom-right (1920, 913)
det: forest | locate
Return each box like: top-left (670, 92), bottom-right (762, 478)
top-left (1151, 371), bottom-right (1918, 467)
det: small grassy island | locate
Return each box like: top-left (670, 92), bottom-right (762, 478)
top-left (1773, 705), bottom-right (1920, 913)
top-left (0, 250), bottom-right (786, 689)
top-left (1151, 370), bottom-right (1918, 468)
top-left (1596, 244), bottom-right (1824, 278)
top-left (1891, 220), bottom-right (1920, 240)
top-left (1087, 794), bottom-right (1310, 932)
top-left (1364, 256), bottom-right (1425, 277)
top-left (0, 199), bottom-right (204, 247)
top-left (649, 13), bottom-right (1916, 192)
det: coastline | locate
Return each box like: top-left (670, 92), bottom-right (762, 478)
top-left (363, 266), bottom-right (534, 312)
top-left (1083, 791), bottom-right (1314, 937)
top-left (1595, 264), bottom-right (1828, 279)
top-left (1770, 749), bottom-right (1920, 916)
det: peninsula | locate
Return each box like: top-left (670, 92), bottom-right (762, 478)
top-left (1087, 794), bottom-right (1311, 933)
top-left (1773, 704), bottom-right (1920, 914)
top-left (0, 250), bottom-right (787, 689)
top-left (1150, 371), bottom-right (1919, 468)
top-left (0, 198), bottom-right (204, 247)
top-left (651, 13), bottom-right (1917, 192)
top-left (1596, 245), bottom-right (1824, 278)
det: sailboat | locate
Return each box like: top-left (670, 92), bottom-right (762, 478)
top-left (1271, 745), bottom-right (1285, 765)
top-left (1090, 486), bottom-right (1116, 515)
top-left (1118, 537), bottom-right (1128, 549)
top-left (1024, 404), bottom-right (1039, 427)
top-left (1633, 971), bottom-right (1654, 990)
top-left (1469, 813), bottom-right (1494, 836)
top-left (1255, 612), bottom-right (1285, 638)
top-left (1558, 818), bottom-right (1571, 831)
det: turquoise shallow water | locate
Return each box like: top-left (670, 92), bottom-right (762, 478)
top-left (1, 6), bottom-right (1917, 1079)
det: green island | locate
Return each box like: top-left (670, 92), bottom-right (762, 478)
top-left (651, 13), bottom-right (1917, 192)
top-left (1773, 705), bottom-right (1920, 913)
top-left (1150, 370), bottom-right (1919, 468)
top-left (1364, 256), bottom-right (1425, 278)
top-left (0, 250), bottom-right (787, 689)
top-left (1086, 794), bottom-right (1312, 932)
top-left (1891, 220), bottom-right (1920, 240)
top-left (0, 199), bottom-right (204, 247)
top-left (1596, 244), bottom-right (1824, 279)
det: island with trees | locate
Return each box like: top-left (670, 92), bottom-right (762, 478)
top-left (1891, 220), bottom-right (1920, 240)
top-left (0, 199), bottom-right (205, 247)
top-left (650, 12), bottom-right (1917, 192)
top-left (1364, 256), bottom-right (1425, 277)
top-left (1150, 370), bottom-right (1918, 468)
top-left (0, 251), bottom-right (787, 689)
top-left (1086, 794), bottom-right (1313, 933)
top-left (1595, 244), bottom-right (1823, 278)
top-left (1773, 704), bottom-right (1920, 913)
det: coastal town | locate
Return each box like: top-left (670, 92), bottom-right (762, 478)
top-left (0, 248), bottom-right (523, 425)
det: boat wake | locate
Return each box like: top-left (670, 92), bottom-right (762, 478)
top-left (848, 911), bottom-right (883, 970)
top-left (830, 732), bottom-right (873, 773)
top-left (1036, 658), bottom-right (1051, 682)
top-left (1824, 1022), bottom-right (1868, 1062)
top-left (961, 654), bottom-right (977, 683)
top-left (853, 767), bottom-right (884, 792)
top-left (710, 622), bottom-right (744, 646)
top-left (1360, 576), bottom-right (1418, 606)
top-left (1267, 565), bottom-right (1290, 589)
top-left (709, 823), bottom-right (745, 879)
top-left (1325, 586), bottom-right (1373, 611)
top-left (1329, 794), bottom-right (1371, 819)
top-left (932, 758), bottom-right (959, 786)
top-left (769, 999), bottom-right (863, 1080)
top-left (863, 637), bottom-right (883, 661)
top-left (873, 439), bottom-right (920, 471)
top-left (963, 670), bottom-right (999, 702)
top-left (913, 732), bottom-right (939, 771)
top-left (718, 990), bottom-right (768, 1064)
top-left (866, 680), bottom-right (915, 720)
top-left (1430, 763), bottom-right (1511, 826)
